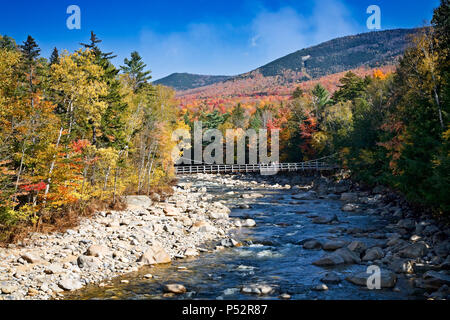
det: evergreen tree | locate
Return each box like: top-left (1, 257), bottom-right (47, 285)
top-left (230, 103), bottom-right (246, 128)
top-left (332, 71), bottom-right (370, 103)
top-left (311, 83), bottom-right (331, 120)
top-left (81, 31), bottom-right (116, 60)
top-left (121, 51), bottom-right (152, 91)
top-left (49, 47), bottom-right (59, 65)
top-left (20, 35), bottom-right (41, 63)
top-left (80, 32), bottom-right (127, 149)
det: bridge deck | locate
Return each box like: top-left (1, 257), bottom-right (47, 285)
top-left (175, 161), bottom-right (337, 175)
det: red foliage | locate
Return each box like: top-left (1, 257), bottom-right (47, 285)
top-left (21, 181), bottom-right (47, 192)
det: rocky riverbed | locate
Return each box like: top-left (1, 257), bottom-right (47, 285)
top-left (0, 183), bottom-right (237, 300)
top-left (1, 173), bottom-right (449, 300)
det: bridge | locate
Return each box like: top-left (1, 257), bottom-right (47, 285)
top-left (175, 159), bottom-right (338, 175)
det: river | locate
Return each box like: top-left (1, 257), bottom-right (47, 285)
top-left (66, 174), bottom-right (421, 300)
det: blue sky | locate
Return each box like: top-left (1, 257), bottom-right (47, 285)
top-left (0, 0), bottom-right (440, 80)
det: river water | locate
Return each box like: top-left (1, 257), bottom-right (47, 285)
top-left (67, 175), bottom-right (419, 300)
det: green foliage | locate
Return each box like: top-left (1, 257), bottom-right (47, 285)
top-left (121, 51), bottom-right (152, 91)
top-left (332, 71), bottom-right (371, 103)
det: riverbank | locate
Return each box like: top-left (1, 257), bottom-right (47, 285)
top-left (0, 182), bottom-right (238, 300)
top-left (1, 173), bottom-right (449, 300)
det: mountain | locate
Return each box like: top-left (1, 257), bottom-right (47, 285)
top-left (159, 28), bottom-right (420, 93)
top-left (153, 73), bottom-right (232, 91)
top-left (250, 28), bottom-right (419, 80)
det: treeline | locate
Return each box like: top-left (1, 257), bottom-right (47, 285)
top-left (0, 32), bottom-right (184, 240)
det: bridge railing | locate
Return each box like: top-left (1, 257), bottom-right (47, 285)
top-left (174, 160), bottom-right (338, 175)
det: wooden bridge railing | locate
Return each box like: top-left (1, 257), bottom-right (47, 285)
top-left (175, 160), bottom-right (338, 175)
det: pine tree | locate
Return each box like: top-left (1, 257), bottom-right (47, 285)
top-left (81, 31), bottom-right (116, 61)
top-left (121, 51), bottom-right (152, 91)
top-left (230, 103), bottom-right (246, 128)
top-left (49, 47), bottom-right (59, 65)
top-left (81, 32), bottom-right (128, 149)
top-left (20, 35), bottom-right (40, 63)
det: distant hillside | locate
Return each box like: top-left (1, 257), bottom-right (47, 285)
top-left (163, 28), bottom-right (420, 93)
top-left (154, 73), bottom-right (232, 91)
top-left (249, 28), bottom-right (419, 80)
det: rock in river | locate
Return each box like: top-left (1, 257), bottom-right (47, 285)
top-left (346, 271), bottom-right (397, 288)
top-left (303, 240), bottom-right (322, 250)
top-left (292, 191), bottom-right (317, 200)
top-left (164, 284), bottom-right (187, 294)
top-left (313, 248), bottom-right (361, 266)
top-left (323, 240), bottom-right (348, 251)
top-left (362, 247), bottom-right (385, 261)
top-left (398, 242), bottom-right (428, 259)
top-left (312, 214), bottom-right (338, 225)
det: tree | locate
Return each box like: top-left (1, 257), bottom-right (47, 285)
top-left (311, 83), bottom-right (331, 120)
top-left (49, 47), bottom-right (59, 65)
top-left (332, 71), bottom-right (370, 103)
top-left (0, 35), bottom-right (17, 51)
top-left (230, 103), bottom-right (246, 128)
top-left (292, 86), bottom-right (303, 99)
top-left (121, 51), bottom-right (152, 91)
top-left (80, 31), bottom-right (116, 61)
top-left (20, 35), bottom-right (40, 63)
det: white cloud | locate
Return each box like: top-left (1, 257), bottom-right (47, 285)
top-left (139, 0), bottom-right (359, 79)
top-left (249, 0), bottom-right (359, 62)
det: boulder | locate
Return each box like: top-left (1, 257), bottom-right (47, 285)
top-left (184, 248), bottom-right (199, 257)
top-left (387, 258), bottom-right (414, 274)
top-left (243, 219), bottom-right (256, 227)
top-left (341, 203), bottom-right (359, 212)
top-left (292, 191), bottom-right (317, 200)
top-left (138, 242), bottom-right (172, 265)
top-left (0, 282), bottom-right (17, 294)
top-left (164, 284), bottom-right (187, 294)
top-left (44, 263), bottom-right (64, 275)
top-left (86, 244), bottom-right (110, 258)
top-left (77, 255), bottom-right (102, 270)
top-left (323, 240), bottom-right (348, 251)
top-left (303, 240), bottom-right (322, 250)
top-left (313, 248), bottom-right (361, 266)
top-left (313, 248), bottom-right (360, 266)
top-left (125, 195), bottom-right (152, 210)
top-left (421, 271), bottom-right (450, 290)
top-left (312, 284), bottom-right (328, 291)
top-left (191, 221), bottom-right (217, 233)
top-left (20, 253), bottom-right (40, 264)
top-left (362, 247), bottom-right (385, 261)
top-left (58, 278), bottom-right (83, 291)
top-left (397, 219), bottom-right (415, 230)
top-left (320, 272), bottom-right (342, 284)
top-left (346, 271), bottom-right (397, 288)
top-left (399, 242), bottom-right (428, 259)
top-left (312, 214), bottom-right (338, 225)
top-left (347, 241), bottom-right (367, 255)
top-left (241, 284), bottom-right (273, 295)
top-left (163, 206), bottom-right (180, 217)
